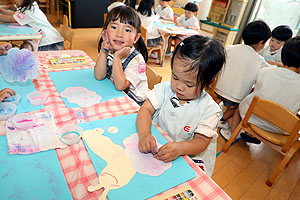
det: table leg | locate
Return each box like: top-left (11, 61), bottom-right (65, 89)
top-left (161, 33), bottom-right (171, 67)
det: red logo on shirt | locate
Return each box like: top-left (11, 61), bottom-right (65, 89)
top-left (16, 13), bottom-right (25, 20)
top-left (184, 126), bottom-right (191, 132)
top-left (138, 63), bottom-right (146, 73)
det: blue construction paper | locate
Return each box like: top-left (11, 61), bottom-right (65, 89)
top-left (49, 68), bottom-right (125, 108)
top-left (0, 135), bottom-right (72, 200)
top-left (0, 24), bottom-right (37, 36)
top-left (0, 77), bottom-right (43, 113)
top-left (80, 113), bottom-right (197, 200)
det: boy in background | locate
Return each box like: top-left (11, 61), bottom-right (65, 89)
top-left (259, 25), bottom-right (293, 67)
top-left (215, 21), bottom-right (271, 140)
top-left (155, 0), bottom-right (174, 21)
top-left (229, 36), bottom-right (300, 144)
top-left (166, 2), bottom-right (199, 56)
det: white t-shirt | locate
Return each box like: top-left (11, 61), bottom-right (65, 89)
top-left (147, 81), bottom-right (222, 177)
top-left (138, 12), bottom-right (161, 40)
top-left (13, 2), bottom-right (63, 47)
top-left (177, 14), bottom-right (200, 31)
top-left (107, 47), bottom-right (148, 102)
top-left (155, 5), bottom-right (174, 20)
top-left (259, 45), bottom-right (282, 62)
top-left (239, 67), bottom-right (300, 134)
top-left (215, 44), bottom-right (271, 103)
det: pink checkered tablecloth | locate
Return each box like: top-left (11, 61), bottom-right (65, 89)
top-left (9, 50), bottom-right (230, 200)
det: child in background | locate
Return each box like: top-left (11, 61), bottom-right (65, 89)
top-left (215, 20), bottom-right (271, 141)
top-left (166, 2), bottom-right (199, 56)
top-left (107, 0), bottom-right (129, 12)
top-left (137, 35), bottom-right (226, 177)
top-left (95, 6), bottom-right (148, 105)
top-left (137, 0), bottom-right (164, 47)
top-left (229, 36), bottom-right (300, 144)
top-left (0, 0), bottom-right (64, 51)
top-left (259, 25), bottom-right (293, 67)
top-left (155, 0), bottom-right (174, 21)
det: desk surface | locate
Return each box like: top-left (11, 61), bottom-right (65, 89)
top-left (0, 23), bottom-right (42, 41)
top-left (1, 50), bottom-right (231, 200)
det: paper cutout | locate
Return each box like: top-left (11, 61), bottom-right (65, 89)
top-left (83, 128), bottom-right (136, 200)
top-left (83, 129), bottom-right (172, 200)
top-left (60, 87), bottom-right (102, 107)
top-left (123, 133), bottom-right (172, 176)
top-left (107, 126), bottom-right (118, 134)
top-left (0, 48), bottom-right (38, 82)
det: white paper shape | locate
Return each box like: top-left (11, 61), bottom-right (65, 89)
top-left (60, 87), bottom-right (102, 107)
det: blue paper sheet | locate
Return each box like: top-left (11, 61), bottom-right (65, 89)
top-left (49, 68), bottom-right (125, 108)
top-left (80, 113), bottom-right (197, 200)
top-left (0, 24), bottom-right (37, 36)
top-left (0, 77), bottom-right (43, 113)
top-left (0, 135), bottom-right (72, 200)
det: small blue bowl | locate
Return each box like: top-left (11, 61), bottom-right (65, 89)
top-left (3, 94), bottom-right (21, 106)
top-left (0, 102), bottom-right (17, 120)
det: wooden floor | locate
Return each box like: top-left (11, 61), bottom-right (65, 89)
top-left (49, 14), bottom-right (300, 200)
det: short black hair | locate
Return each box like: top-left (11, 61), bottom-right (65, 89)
top-left (137, 0), bottom-right (154, 17)
top-left (272, 25), bottom-right (293, 42)
top-left (281, 36), bottom-right (300, 68)
top-left (242, 20), bottom-right (271, 45)
top-left (184, 2), bottom-right (198, 12)
top-left (171, 35), bottom-right (226, 92)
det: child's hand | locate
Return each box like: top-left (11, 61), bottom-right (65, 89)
top-left (101, 30), bottom-right (112, 52)
top-left (154, 142), bottom-right (181, 162)
top-left (138, 135), bottom-right (158, 154)
top-left (176, 22), bottom-right (181, 27)
top-left (0, 88), bottom-right (16, 102)
top-left (114, 47), bottom-right (131, 59)
top-left (0, 42), bottom-right (12, 55)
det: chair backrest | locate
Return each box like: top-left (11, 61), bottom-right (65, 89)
top-left (38, 0), bottom-right (50, 14)
top-left (206, 73), bottom-right (221, 104)
top-left (243, 96), bottom-right (300, 151)
top-left (140, 25), bottom-right (148, 47)
top-left (60, 15), bottom-right (74, 50)
top-left (103, 13), bottom-right (107, 26)
top-left (169, 0), bottom-right (175, 8)
top-left (146, 66), bottom-right (162, 90)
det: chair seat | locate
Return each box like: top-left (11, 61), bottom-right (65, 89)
top-left (248, 124), bottom-right (288, 146)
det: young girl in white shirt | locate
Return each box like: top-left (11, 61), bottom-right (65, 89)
top-left (95, 6), bottom-right (148, 105)
top-left (137, 0), bottom-right (163, 47)
top-left (137, 35), bottom-right (226, 177)
top-left (0, 0), bottom-right (64, 51)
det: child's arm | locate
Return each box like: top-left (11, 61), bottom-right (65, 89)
top-left (0, 10), bottom-right (17, 23)
top-left (137, 99), bottom-right (158, 154)
top-left (267, 60), bottom-right (283, 67)
top-left (0, 88), bottom-right (16, 102)
top-left (112, 47), bottom-right (132, 90)
top-left (154, 134), bottom-right (211, 162)
top-left (94, 31), bottom-right (112, 80)
top-left (0, 7), bottom-right (15, 15)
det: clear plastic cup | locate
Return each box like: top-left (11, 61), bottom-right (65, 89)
top-left (0, 102), bottom-right (17, 120)
top-left (11, 113), bottom-right (37, 129)
top-left (4, 94), bottom-right (21, 106)
top-left (27, 91), bottom-right (49, 105)
top-left (58, 124), bottom-right (83, 145)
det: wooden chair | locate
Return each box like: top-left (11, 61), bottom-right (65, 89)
top-left (59, 15), bottom-right (74, 50)
top-left (103, 13), bottom-right (107, 26)
top-left (146, 66), bottom-right (162, 90)
top-left (222, 96), bottom-right (300, 187)
top-left (39, 0), bottom-right (50, 14)
top-left (206, 74), bottom-right (221, 104)
top-left (140, 25), bottom-right (165, 65)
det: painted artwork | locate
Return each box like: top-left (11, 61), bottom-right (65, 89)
top-left (60, 87), bottom-right (102, 107)
top-left (0, 48), bottom-right (38, 82)
top-left (80, 114), bottom-right (197, 200)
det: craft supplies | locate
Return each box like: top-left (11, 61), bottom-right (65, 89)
top-left (3, 93), bottom-right (21, 106)
top-left (26, 91), bottom-right (49, 105)
top-left (0, 102), bottom-right (17, 120)
top-left (58, 124), bottom-right (83, 145)
top-left (49, 56), bottom-right (88, 68)
top-left (11, 113), bottom-right (37, 129)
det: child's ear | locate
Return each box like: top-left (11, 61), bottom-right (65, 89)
top-left (134, 33), bottom-right (141, 44)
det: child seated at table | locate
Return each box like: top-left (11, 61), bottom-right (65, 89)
top-left (215, 21), bottom-right (271, 141)
top-left (155, 0), bottom-right (174, 21)
top-left (0, 0), bottom-right (64, 51)
top-left (227, 36), bottom-right (300, 144)
top-left (137, 0), bottom-right (164, 48)
top-left (94, 6), bottom-right (148, 106)
top-left (166, 2), bottom-right (199, 56)
top-left (259, 25), bottom-right (293, 67)
top-left (107, 0), bottom-right (129, 12)
top-left (136, 35), bottom-right (226, 177)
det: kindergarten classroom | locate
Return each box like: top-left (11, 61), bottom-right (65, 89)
top-left (1, 0), bottom-right (300, 200)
